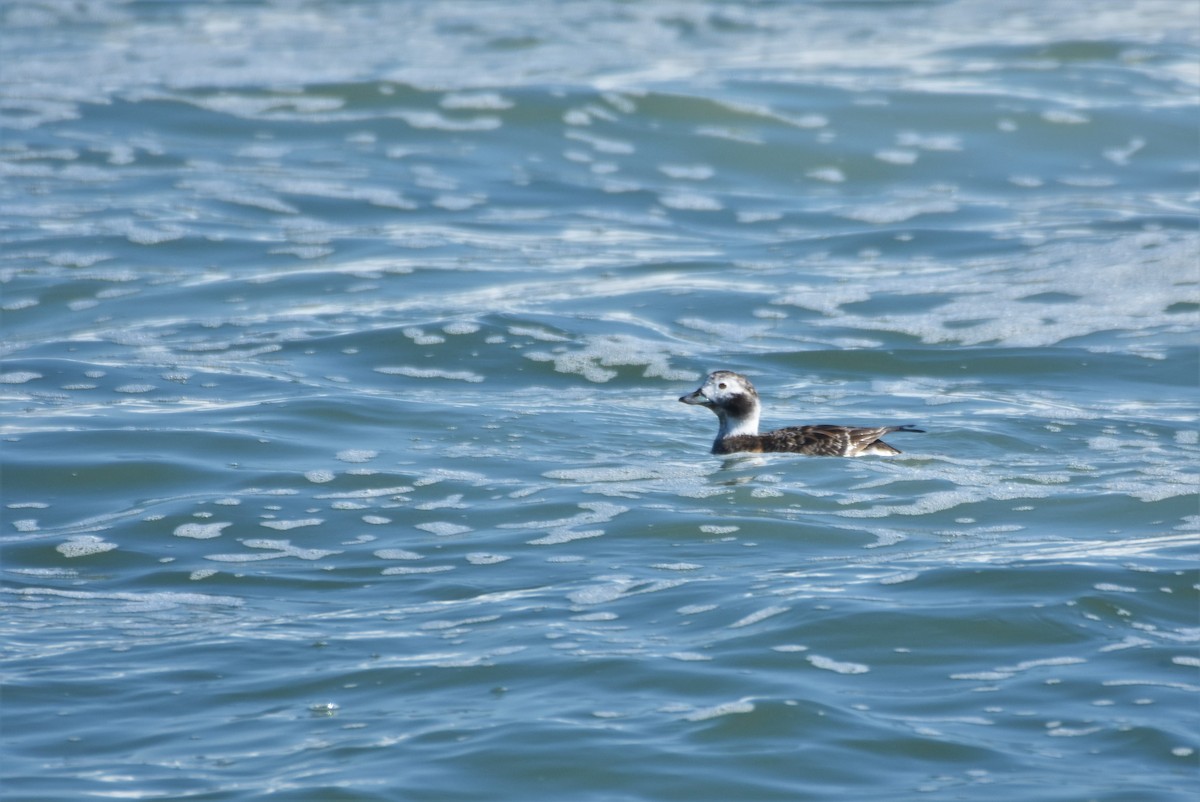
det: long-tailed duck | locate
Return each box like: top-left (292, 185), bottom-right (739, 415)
top-left (679, 370), bottom-right (924, 456)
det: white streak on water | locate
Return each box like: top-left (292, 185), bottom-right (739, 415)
top-left (500, 502), bottom-right (629, 531)
top-left (415, 522), bottom-right (473, 537)
top-left (375, 365), bottom-right (484, 382)
top-left (206, 539), bottom-right (340, 562)
top-left (315, 486), bottom-right (415, 499)
top-left (465, 553), bottom-right (511, 565)
top-left (527, 528), bottom-right (604, 546)
top-left (1, 587), bottom-right (242, 608)
top-left (260, 518), bottom-right (323, 531)
top-left (728, 606), bottom-right (790, 629)
top-left (567, 577), bottom-right (688, 605)
top-left (382, 565), bottom-right (455, 576)
top-left (807, 655), bottom-right (870, 675)
top-left (684, 699), bottom-right (755, 722)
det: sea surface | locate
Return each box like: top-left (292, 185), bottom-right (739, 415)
top-left (1, 1), bottom-right (1198, 800)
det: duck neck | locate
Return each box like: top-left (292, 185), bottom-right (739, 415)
top-left (715, 407), bottom-right (760, 441)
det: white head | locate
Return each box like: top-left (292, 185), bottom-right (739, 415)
top-left (678, 370), bottom-right (761, 439)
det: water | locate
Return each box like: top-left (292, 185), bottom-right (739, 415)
top-left (2, 1), bottom-right (1197, 800)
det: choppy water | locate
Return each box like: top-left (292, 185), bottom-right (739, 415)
top-left (2, 1), bottom-right (1198, 800)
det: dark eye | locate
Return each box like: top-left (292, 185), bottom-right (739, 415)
top-left (718, 382), bottom-right (727, 389)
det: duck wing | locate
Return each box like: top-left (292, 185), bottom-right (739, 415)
top-left (761, 424), bottom-right (924, 456)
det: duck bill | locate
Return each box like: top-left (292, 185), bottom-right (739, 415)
top-left (679, 389), bottom-right (710, 406)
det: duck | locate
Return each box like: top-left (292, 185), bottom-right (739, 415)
top-left (679, 370), bottom-right (924, 456)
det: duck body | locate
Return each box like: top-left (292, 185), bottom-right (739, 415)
top-left (679, 370), bottom-right (924, 457)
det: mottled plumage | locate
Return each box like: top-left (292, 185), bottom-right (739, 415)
top-left (679, 370), bottom-right (924, 456)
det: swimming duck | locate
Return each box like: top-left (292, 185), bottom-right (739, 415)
top-left (679, 370), bottom-right (924, 456)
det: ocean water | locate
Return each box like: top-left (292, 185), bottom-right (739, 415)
top-left (1, 1), bottom-right (1197, 800)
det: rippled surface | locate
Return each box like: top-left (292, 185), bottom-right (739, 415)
top-left (2, 1), bottom-right (1198, 800)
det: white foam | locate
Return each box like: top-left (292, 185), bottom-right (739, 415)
top-left (402, 327), bottom-right (445, 345)
top-left (432, 193), bottom-right (485, 211)
top-left (736, 211), bottom-right (782, 223)
top-left (658, 192), bottom-right (723, 211)
top-left (1042, 109), bottom-right (1090, 124)
top-left (807, 655), bottom-right (870, 674)
top-left (2, 586), bottom-right (240, 608)
top-left (336, 449), bottom-right (378, 463)
top-left (375, 366), bottom-right (484, 382)
top-left (416, 494), bottom-right (466, 510)
top-left (565, 129), bottom-right (634, 154)
top-left (56, 535), bottom-right (118, 558)
top-left (173, 522), bottom-right (231, 540)
top-left (315, 486), bottom-right (414, 499)
top-left (465, 553), bottom-right (511, 565)
top-left (413, 469), bottom-right (488, 487)
top-left (421, 615), bottom-right (500, 631)
top-left (8, 567), bottom-right (77, 578)
top-left (396, 110), bottom-right (500, 131)
top-left (218, 539), bottom-right (340, 561)
top-left (524, 333), bottom-right (693, 384)
top-left (807, 167), bottom-right (846, 183)
top-left (677, 604), bottom-right (718, 615)
top-left (382, 565), bottom-right (455, 575)
top-left (203, 551), bottom-right (281, 563)
top-left (1047, 725), bottom-right (1103, 737)
top-left (502, 502), bottom-right (628, 532)
top-left (840, 199), bottom-right (959, 224)
top-left (684, 699), bottom-right (755, 722)
top-left (807, 234), bottom-right (1197, 350)
top-left (659, 163), bottom-right (714, 180)
top-left (897, 131), bottom-right (962, 151)
top-left (527, 528), bottom-right (604, 545)
top-left (507, 325), bottom-right (570, 342)
top-left (374, 548), bottom-right (423, 560)
top-left (729, 606), bottom-right (790, 629)
top-left (415, 522), bottom-right (473, 537)
top-left (875, 148), bottom-right (919, 165)
top-left (305, 470), bottom-right (335, 483)
top-left (0, 371), bottom-right (41, 384)
top-left (544, 467), bottom-right (659, 483)
top-left (440, 91), bottom-right (513, 110)
top-left (260, 518), bottom-right (323, 531)
top-left (566, 577), bottom-right (687, 605)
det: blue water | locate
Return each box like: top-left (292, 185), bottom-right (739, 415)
top-left (2, 1), bottom-right (1198, 800)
